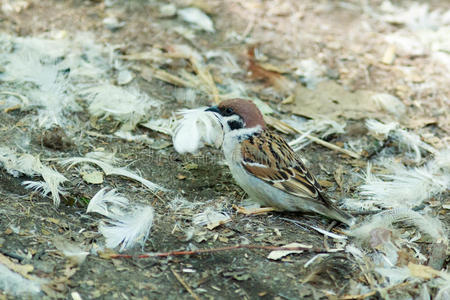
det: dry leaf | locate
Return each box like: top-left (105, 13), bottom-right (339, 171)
top-left (408, 262), bottom-right (441, 279)
top-left (0, 253), bottom-right (34, 276)
top-left (82, 171), bottom-right (104, 184)
top-left (284, 81), bottom-right (402, 120)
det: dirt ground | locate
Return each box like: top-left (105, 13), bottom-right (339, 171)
top-left (0, 0), bottom-right (449, 299)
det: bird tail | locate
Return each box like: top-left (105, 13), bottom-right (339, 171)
top-left (315, 195), bottom-right (355, 226)
top-left (326, 204), bottom-right (355, 226)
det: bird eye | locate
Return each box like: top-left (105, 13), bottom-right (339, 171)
top-left (224, 107), bottom-right (234, 115)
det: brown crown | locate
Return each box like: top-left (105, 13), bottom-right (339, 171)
top-left (218, 99), bottom-right (267, 130)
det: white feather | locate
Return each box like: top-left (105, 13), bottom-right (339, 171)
top-left (371, 93), bottom-right (406, 116)
top-left (293, 59), bottom-right (327, 88)
top-left (374, 266), bottom-right (412, 285)
top-left (193, 208), bottom-right (231, 227)
top-left (52, 239), bottom-right (90, 265)
top-left (87, 187), bottom-right (129, 217)
top-left (178, 7), bottom-right (215, 33)
top-left (141, 117), bottom-right (176, 136)
top-left (436, 284), bottom-right (450, 300)
top-left (172, 108), bottom-right (223, 154)
top-left (168, 195), bottom-right (200, 212)
top-left (99, 205), bottom-right (154, 252)
top-left (22, 181), bottom-right (51, 196)
top-left (81, 84), bottom-right (160, 130)
top-left (348, 208), bottom-right (447, 243)
top-left (366, 119), bottom-right (399, 137)
top-left (61, 156), bottom-right (165, 192)
top-left (0, 264), bottom-right (41, 296)
top-left (359, 157), bottom-right (449, 209)
top-left (0, 40), bottom-right (80, 128)
top-left (0, 147), bottom-right (67, 206)
top-left (394, 129), bottom-right (437, 162)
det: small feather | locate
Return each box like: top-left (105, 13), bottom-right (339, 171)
top-left (99, 206), bottom-right (154, 252)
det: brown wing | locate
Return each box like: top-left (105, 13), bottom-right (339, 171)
top-left (240, 130), bottom-right (332, 206)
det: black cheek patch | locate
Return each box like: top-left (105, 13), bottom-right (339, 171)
top-left (228, 120), bottom-right (244, 130)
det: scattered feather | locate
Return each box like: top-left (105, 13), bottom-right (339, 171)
top-left (172, 108), bottom-right (223, 154)
top-left (141, 117), bottom-right (176, 136)
top-left (359, 155), bottom-right (449, 208)
top-left (0, 264), bottom-right (41, 296)
top-left (0, 147), bottom-right (67, 206)
top-left (371, 93), bottom-right (406, 117)
top-left (348, 208), bottom-right (447, 243)
top-left (99, 206), bottom-right (154, 252)
top-left (52, 239), bottom-right (89, 265)
top-left (61, 156), bottom-right (165, 192)
top-left (85, 188), bottom-right (154, 251)
top-left (87, 187), bottom-right (129, 217)
top-left (374, 266), bottom-right (412, 285)
top-left (366, 119), bottom-right (399, 137)
top-left (293, 59), bottom-right (327, 88)
top-left (193, 208), bottom-right (231, 230)
top-left (178, 7), bottom-right (215, 33)
top-left (394, 129), bottom-right (437, 162)
top-left (82, 84), bottom-right (160, 131)
top-left (174, 88), bottom-right (198, 106)
top-left (168, 195), bottom-right (201, 212)
top-left (366, 119), bottom-right (437, 161)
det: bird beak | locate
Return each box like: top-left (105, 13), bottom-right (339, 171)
top-left (205, 105), bottom-right (220, 114)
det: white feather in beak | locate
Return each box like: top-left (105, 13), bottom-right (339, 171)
top-left (172, 107), bottom-right (223, 154)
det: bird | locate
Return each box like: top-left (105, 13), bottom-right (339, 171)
top-left (206, 99), bottom-right (355, 226)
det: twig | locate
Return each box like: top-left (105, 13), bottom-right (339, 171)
top-left (152, 69), bottom-right (195, 87)
top-left (265, 116), bottom-right (361, 159)
top-left (293, 131), bottom-right (360, 159)
top-left (110, 244), bottom-right (338, 259)
top-left (171, 268), bottom-right (201, 300)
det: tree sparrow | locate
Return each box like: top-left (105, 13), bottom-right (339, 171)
top-left (206, 99), bottom-right (355, 226)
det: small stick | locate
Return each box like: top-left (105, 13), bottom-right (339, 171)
top-left (152, 69), bottom-right (195, 88)
top-left (266, 116), bottom-right (361, 159)
top-left (171, 268), bottom-right (201, 300)
top-left (292, 131), bottom-right (360, 159)
top-left (110, 244), bottom-right (337, 259)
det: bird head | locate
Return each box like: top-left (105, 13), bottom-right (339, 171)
top-left (206, 99), bottom-right (266, 131)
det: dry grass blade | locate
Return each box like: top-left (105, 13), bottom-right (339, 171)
top-left (265, 116), bottom-right (361, 159)
top-left (171, 268), bottom-right (201, 300)
top-left (151, 69), bottom-right (196, 88)
top-left (188, 57), bottom-right (220, 104)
